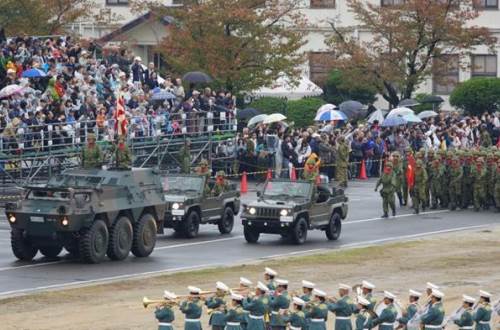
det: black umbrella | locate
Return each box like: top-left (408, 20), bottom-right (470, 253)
top-left (420, 95), bottom-right (444, 104)
top-left (237, 108), bottom-right (261, 120)
top-left (398, 98), bottom-right (420, 107)
top-left (339, 100), bottom-right (365, 119)
top-left (182, 71), bottom-right (213, 84)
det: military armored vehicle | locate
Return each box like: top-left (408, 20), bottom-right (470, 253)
top-left (5, 168), bottom-right (166, 263)
top-left (241, 180), bottom-right (348, 244)
top-left (162, 174), bottom-right (240, 238)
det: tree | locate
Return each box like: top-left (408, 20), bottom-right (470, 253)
top-left (249, 97), bottom-right (287, 115)
top-left (136, 0), bottom-right (307, 93)
top-left (0, 0), bottom-right (95, 36)
top-left (324, 69), bottom-right (377, 106)
top-left (450, 77), bottom-right (500, 115)
top-left (326, 0), bottom-right (494, 108)
top-left (286, 97), bottom-right (326, 128)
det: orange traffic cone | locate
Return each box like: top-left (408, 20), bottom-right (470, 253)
top-left (290, 166), bottom-right (297, 181)
top-left (358, 160), bottom-right (368, 180)
top-left (240, 171), bottom-right (248, 194)
top-left (266, 168), bottom-right (273, 180)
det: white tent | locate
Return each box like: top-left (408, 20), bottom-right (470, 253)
top-left (251, 76), bottom-right (323, 100)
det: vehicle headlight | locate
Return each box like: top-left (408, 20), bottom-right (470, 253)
top-left (249, 207), bottom-right (256, 215)
top-left (280, 209), bottom-right (289, 216)
top-left (8, 214), bottom-right (16, 223)
top-left (61, 217), bottom-right (69, 227)
top-left (172, 202), bottom-right (181, 210)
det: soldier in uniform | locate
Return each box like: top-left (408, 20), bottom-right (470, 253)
top-left (420, 289), bottom-right (445, 330)
top-left (205, 281), bottom-right (230, 330)
top-left (398, 289), bottom-right (422, 329)
top-left (81, 133), bottom-right (103, 169)
top-left (402, 147), bottom-right (414, 206)
top-left (471, 157), bottom-right (488, 211)
top-left (454, 295), bottom-right (475, 330)
top-left (361, 281), bottom-right (377, 311)
top-left (180, 286), bottom-right (204, 330)
top-left (269, 279), bottom-right (291, 330)
top-left (264, 267), bottom-right (278, 291)
top-left (336, 136), bottom-right (349, 188)
top-left (114, 135), bottom-right (132, 169)
top-left (301, 280), bottom-right (315, 302)
top-left (461, 152), bottom-right (474, 209)
top-left (371, 291), bottom-right (398, 330)
top-left (448, 157), bottom-right (463, 211)
top-left (284, 297), bottom-right (307, 330)
top-left (303, 157), bottom-right (320, 184)
top-left (179, 139), bottom-right (192, 174)
top-left (375, 162), bottom-right (397, 218)
top-left (212, 171), bottom-right (229, 196)
top-left (494, 158), bottom-right (500, 212)
top-left (486, 154), bottom-right (496, 209)
top-left (195, 159), bottom-right (211, 179)
top-left (391, 152), bottom-right (404, 207)
top-left (425, 150), bottom-right (435, 208)
top-left (412, 160), bottom-right (428, 214)
top-left (154, 291), bottom-right (176, 330)
top-left (242, 281), bottom-right (270, 330)
top-left (306, 288), bottom-right (329, 330)
top-left (328, 283), bottom-right (354, 330)
top-left (474, 290), bottom-right (493, 330)
top-left (225, 292), bottom-right (245, 330)
top-left (239, 277), bottom-right (253, 330)
top-left (429, 159), bottom-right (444, 210)
top-left (354, 297), bottom-right (373, 330)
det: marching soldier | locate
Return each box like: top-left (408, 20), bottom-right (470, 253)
top-left (361, 280), bottom-right (377, 311)
top-left (391, 152), bottom-right (404, 207)
top-left (398, 289), bottom-right (422, 330)
top-left (371, 291), bottom-right (398, 330)
top-left (420, 289), bottom-right (445, 330)
top-left (474, 291), bottom-right (493, 330)
top-left (461, 152), bottom-right (474, 209)
top-left (205, 282), bottom-right (230, 330)
top-left (179, 138), bottom-right (192, 174)
top-left (336, 136), bottom-right (349, 188)
top-left (328, 283), bottom-right (354, 330)
top-left (242, 281), bottom-right (270, 330)
top-left (424, 283), bottom-right (440, 312)
top-left (495, 158), bottom-right (500, 212)
top-left (448, 157), bottom-right (463, 211)
top-left (180, 286), bottom-right (204, 330)
top-left (114, 135), bottom-right (132, 169)
top-left (402, 147), bottom-right (414, 206)
top-left (225, 292), bottom-right (245, 330)
top-left (306, 288), bottom-right (329, 330)
top-left (355, 297), bottom-right (373, 330)
top-left (425, 150), bottom-right (435, 208)
top-left (375, 161), bottom-right (397, 218)
top-left (454, 295), bottom-right (475, 330)
top-left (283, 297), bottom-right (307, 330)
top-left (239, 277), bottom-right (253, 330)
top-left (472, 158), bottom-right (488, 211)
top-left (429, 159), bottom-right (444, 210)
top-left (412, 160), bottom-right (428, 214)
top-left (301, 280), bottom-right (315, 302)
top-left (81, 133), bottom-right (103, 169)
top-left (269, 279), bottom-right (291, 330)
top-left (212, 171), bottom-right (229, 196)
top-left (154, 291), bottom-right (176, 330)
top-left (486, 154), bottom-right (496, 209)
top-left (264, 267), bottom-right (278, 291)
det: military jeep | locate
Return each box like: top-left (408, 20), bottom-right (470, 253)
top-left (162, 174), bottom-right (240, 238)
top-left (241, 179), bottom-right (348, 244)
top-left (5, 168), bottom-right (166, 263)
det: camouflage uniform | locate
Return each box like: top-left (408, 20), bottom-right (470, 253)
top-left (486, 154), bottom-right (496, 208)
top-left (195, 159), bottom-right (211, 179)
top-left (81, 133), bottom-right (103, 169)
top-left (471, 158), bottom-right (488, 211)
top-left (375, 162), bottom-right (397, 218)
top-left (336, 138), bottom-right (349, 188)
top-left (412, 160), bottom-right (428, 214)
top-left (303, 157), bottom-right (319, 183)
top-left (429, 159), bottom-right (445, 209)
top-left (494, 158), bottom-right (500, 212)
top-left (448, 157), bottom-right (463, 211)
top-left (212, 171), bottom-right (229, 196)
top-left (391, 152), bottom-right (404, 206)
top-left (114, 136), bottom-right (132, 169)
top-left (438, 151), bottom-right (449, 208)
top-left (425, 150), bottom-right (434, 208)
top-left (461, 153), bottom-right (474, 209)
top-left (179, 139), bottom-right (191, 174)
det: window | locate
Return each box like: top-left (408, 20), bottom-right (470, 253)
top-left (471, 55), bottom-right (497, 77)
top-left (309, 52), bottom-right (335, 85)
top-left (310, 0), bottom-right (335, 8)
top-left (106, 0), bottom-right (128, 5)
top-left (475, 0), bottom-right (498, 9)
top-left (381, 0), bottom-right (405, 6)
top-left (433, 55), bottom-right (459, 94)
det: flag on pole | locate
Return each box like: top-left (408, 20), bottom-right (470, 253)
top-left (114, 94), bottom-right (128, 136)
top-left (406, 154), bottom-right (416, 189)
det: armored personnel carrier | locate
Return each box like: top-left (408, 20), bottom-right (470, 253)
top-left (5, 168), bottom-right (166, 263)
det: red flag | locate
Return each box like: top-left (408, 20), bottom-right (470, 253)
top-left (406, 154), bottom-right (416, 189)
top-left (114, 95), bottom-right (128, 136)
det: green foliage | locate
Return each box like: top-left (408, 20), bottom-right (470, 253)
top-left (286, 97), bottom-right (326, 128)
top-left (412, 93), bottom-right (439, 114)
top-left (449, 78), bottom-right (500, 115)
top-left (324, 70), bottom-right (377, 106)
top-left (248, 97), bottom-right (287, 115)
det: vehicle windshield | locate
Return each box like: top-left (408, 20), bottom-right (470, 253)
top-left (163, 176), bottom-right (203, 195)
top-left (48, 175), bottom-right (103, 187)
top-left (263, 181), bottom-right (311, 200)
top-left (27, 190), bottom-right (71, 201)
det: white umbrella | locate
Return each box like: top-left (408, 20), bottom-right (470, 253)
top-left (316, 103), bottom-right (337, 115)
top-left (368, 109), bottom-right (385, 124)
top-left (403, 113), bottom-right (423, 123)
top-left (0, 84), bottom-right (24, 98)
top-left (247, 114), bottom-right (268, 127)
top-left (387, 107), bottom-right (414, 118)
top-left (315, 110), bottom-right (347, 121)
top-left (252, 76), bottom-right (323, 100)
top-left (417, 110), bottom-right (439, 119)
top-left (263, 113), bottom-right (287, 124)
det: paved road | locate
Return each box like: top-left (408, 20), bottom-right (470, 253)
top-left (0, 179), bottom-right (498, 298)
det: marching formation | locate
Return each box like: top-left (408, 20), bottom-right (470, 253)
top-left (143, 268), bottom-right (499, 330)
top-left (376, 147), bottom-right (500, 218)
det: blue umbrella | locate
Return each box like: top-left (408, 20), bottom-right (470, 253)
top-left (22, 68), bottom-right (47, 78)
top-left (403, 113), bottom-right (423, 123)
top-left (382, 115), bottom-right (407, 127)
top-left (152, 87), bottom-right (162, 94)
top-left (151, 91), bottom-right (176, 101)
top-left (315, 110), bottom-right (347, 121)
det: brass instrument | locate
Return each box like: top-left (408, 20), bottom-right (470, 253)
top-left (142, 296), bottom-right (178, 308)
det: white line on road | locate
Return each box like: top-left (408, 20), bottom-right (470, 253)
top-left (155, 236), bottom-right (243, 250)
top-left (0, 261), bottom-right (63, 272)
top-left (345, 210), bottom-right (449, 225)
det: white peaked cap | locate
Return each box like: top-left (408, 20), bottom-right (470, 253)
top-left (293, 296), bottom-right (306, 306)
top-left (264, 267), bottom-right (278, 276)
top-left (362, 281), bottom-right (376, 290)
top-left (431, 289), bottom-right (445, 298)
top-left (339, 283), bottom-right (351, 290)
top-left (463, 295), bottom-right (476, 304)
top-left (188, 286), bottom-right (201, 294)
top-left (231, 292), bottom-right (244, 301)
top-left (164, 290), bottom-right (178, 300)
top-left (276, 279), bottom-right (289, 286)
top-left (409, 289), bottom-right (422, 297)
top-left (479, 290), bottom-right (492, 298)
top-left (358, 296), bottom-right (371, 306)
top-left (384, 291), bottom-right (396, 300)
top-left (313, 288), bottom-right (327, 297)
top-left (216, 281), bottom-right (230, 292)
top-left (427, 282), bottom-right (440, 290)
top-left (240, 277), bottom-right (253, 287)
top-left (302, 280), bottom-right (315, 289)
top-left (257, 281), bottom-right (269, 292)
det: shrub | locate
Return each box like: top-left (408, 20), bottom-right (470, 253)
top-left (248, 97), bottom-right (287, 115)
top-left (324, 70), bottom-right (377, 106)
top-left (450, 78), bottom-right (500, 115)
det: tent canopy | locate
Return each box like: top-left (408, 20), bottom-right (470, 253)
top-left (251, 76), bottom-right (323, 100)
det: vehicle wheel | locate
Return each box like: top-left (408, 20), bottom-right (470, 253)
top-left (11, 229), bottom-right (38, 261)
top-left (107, 216), bottom-right (133, 261)
top-left (326, 212), bottom-right (342, 241)
top-left (39, 245), bottom-right (63, 258)
top-left (244, 225), bottom-right (260, 243)
top-left (218, 207), bottom-right (234, 234)
top-left (291, 217), bottom-right (308, 245)
top-left (131, 213), bottom-right (157, 258)
top-left (79, 220), bottom-right (109, 264)
top-left (182, 210), bottom-right (200, 239)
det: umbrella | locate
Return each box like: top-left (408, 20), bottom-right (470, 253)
top-left (339, 100), bottom-right (365, 119)
top-left (417, 110), bottom-right (439, 120)
top-left (0, 84), bottom-right (24, 98)
top-left (21, 68), bottom-right (47, 78)
top-left (316, 103), bottom-right (337, 115)
top-left (247, 114), bottom-right (269, 127)
top-left (182, 71), bottom-right (213, 84)
top-left (382, 115), bottom-right (407, 127)
top-left (237, 108), bottom-right (261, 120)
top-left (368, 109), bottom-right (385, 124)
top-left (263, 113), bottom-right (287, 125)
top-left (387, 107), bottom-right (414, 118)
top-left (420, 95), bottom-right (444, 104)
top-left (152, 87), bottom-right (162, 94)
top-left (151, 90), bottom-right (176, 101)
top-left (398, 98), bottom-right (420, 107)
top-left (315, 110), bottom-right (347, 121)
top-left (403, 113), bottom-right (423, 123)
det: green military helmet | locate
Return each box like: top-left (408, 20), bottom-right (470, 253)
top-left (306, 157), bottom-right (317, 165)
top-left (416, 159), bottom-right (424, 167)
top-left (416, 150), bottom-right (425, 159)
top-left (199, 159), bottom-right (209, 167)
top-left (476, 157), bottom-right (485, 163)
top-left (216, 170), bottom-right (226, 177)
top-left (87, 133), bottom-right (96, 141)
top-left (392, 151), bottom-right (401, 158)
top-left (117, 135), bottom-right (126, 143)
top-left (385, 161), bottom-right (393, 168)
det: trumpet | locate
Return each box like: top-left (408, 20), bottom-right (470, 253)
top-left (143, 297), bottom-right (178, 308)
